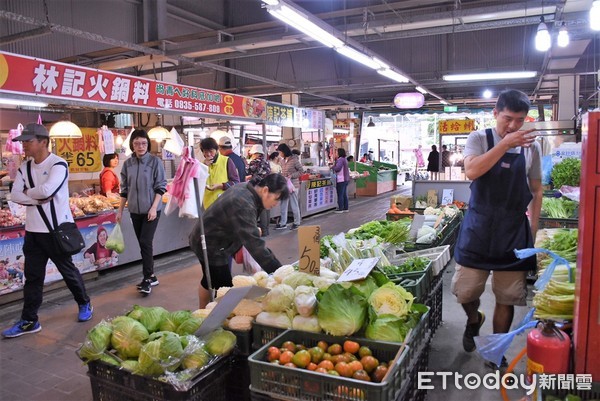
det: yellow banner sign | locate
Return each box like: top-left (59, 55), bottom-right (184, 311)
top-left (438, 119), bottom-right (476, 135)
top-left (55, 128), bottom-right (101, 173)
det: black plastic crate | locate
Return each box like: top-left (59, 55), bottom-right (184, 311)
top-left (425, 277), bottom-right (443, 334)
top-left (226, 357), bottom-right (251, 401)
top-left (539, 217), bottom-right (578, 229)
top-left (404, 309), bottom-right (430, 368)
top-left (231, 328), bottom-right (253, 356)
top-left (252, 322), bottom-right (286, 351)
top-left (249, 330), bottom-right (410, 401)
top-left (88, 354), bottom-right (231, 401)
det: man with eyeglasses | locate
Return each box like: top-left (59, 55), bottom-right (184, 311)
top-left (2, 123), bottom-right (93, 338)
top-left (117, 129), bottom-right (167, 295)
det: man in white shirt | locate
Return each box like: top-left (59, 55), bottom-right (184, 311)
top-left (2, 123), bottom-right (93, 338)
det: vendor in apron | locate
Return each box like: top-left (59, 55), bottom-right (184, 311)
top-left (451, 89), bottom-right (543, 370)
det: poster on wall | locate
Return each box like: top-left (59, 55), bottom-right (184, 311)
top-left (55, 128), bottom-right (102, 173)
top-left (0, 213), bottom-right (118, 295)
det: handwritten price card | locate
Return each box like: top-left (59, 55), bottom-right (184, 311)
top-left (337, 257), bottom-right (380, 282)
top-left (298, 225), bottom-right (321, 276)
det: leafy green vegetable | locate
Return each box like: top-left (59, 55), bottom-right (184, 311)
top-left (317, 283), bottom-right (368, 336)
top-left (203, 329), bottom-right (236, 356)
top-left (380, 256), bottom-right (430, 275)
top-left (175, 317), bottom-right (204, 336)
top-left (368, 282), bottom-right (414, 317)
top-left (139, 306), bottom-right (168, 333)
top-left (551, 158), bottom-right (581, 188)
top-left (541, 197), bottom-right (578, 219)
top-left (159, 310), bottom-right (192, 332)
top-left (78, 321), bottom-right (113, 361)
top-left (110, 316), bottom-right (150, 359)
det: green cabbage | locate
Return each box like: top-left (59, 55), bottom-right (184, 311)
top-left (99, 353), bottom-right (120, 366)
top-left (154, 331), bottom-right (184, 372)
top-left (368, 282), bottom-right (414, 317)
top-left (137, 340), bottom-right (165, 376)
top-left (262, 284), bottom-right (295, 312)
top-left (365, 315), bottom-right (411, 342)
top-left (317, 283), bottom-right (367, 336)
top-left (121, 360), bottom-right (139, 372)
top-left (176, 317), bottom-right (204, 336)
top-left (78, 321), bottom-right (112, 361)
top-left (126, 305), bottom-right (146, 321)
top-left (282, 272), bottom-right (314, 288)
top-left (204, 329), bottom-right (236, 356)
top-left (139, 306), bottom-right (168, 333)
top-left (110, 316), bottom-right (150, 359)
top-left (182, 346), bottom-right (211, 370)
top-left (159, 310), bottom-right (192, 332)
top-left (345, 275), bottom-right (379, 298)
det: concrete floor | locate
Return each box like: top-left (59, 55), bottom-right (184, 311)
top-left (0, 181), bottom-right (532, 401)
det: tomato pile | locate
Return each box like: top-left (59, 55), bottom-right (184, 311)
top-left (266, 339), bottom-right (392, 383)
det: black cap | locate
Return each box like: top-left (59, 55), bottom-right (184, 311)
top-left (12, 123), bottom-right (49, 142)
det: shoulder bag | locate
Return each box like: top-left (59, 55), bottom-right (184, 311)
top-left (26, 160), bottom-right (85, 255)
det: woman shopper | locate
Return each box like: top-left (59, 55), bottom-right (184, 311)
top-left (269, 151), bottom-right (282, 174)
top-left (427, 145), bottom-right (440, 180)
top-left (116, 129), bottom-right (167, 295)
top-left (275, 143), bottom-right (303, 230)
top-left (246, 144), bottom-right (271, 236)
top-left (99, 153), bottom-right (119, 197)
top-left (333, 148), bottom-right (350, 213)
top-left (190, 174), bottom-right (289, 308)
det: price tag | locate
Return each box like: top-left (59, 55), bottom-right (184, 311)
top-left (441, 189), bottom-right (454, 205)
top-left (337, 257), bottom-right (380, 282)
top-left (298, 225), bottom-right (320, 276)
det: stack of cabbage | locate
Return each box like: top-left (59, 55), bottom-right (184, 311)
top-left (214, 265), bottom-right (427, 343)
top-left (78, 305), bottom-right (236, 387)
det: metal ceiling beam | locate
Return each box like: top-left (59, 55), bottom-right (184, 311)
top-left (0, 26), bottom-right (51, 45)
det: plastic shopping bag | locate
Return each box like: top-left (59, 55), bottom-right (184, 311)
top-left (105, 224), bottom-right (125, 253)
top-left (242, 247), bottom-right (263, 274)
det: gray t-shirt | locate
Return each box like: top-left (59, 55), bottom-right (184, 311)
top-left (464, 128), bottom-right (542, 181)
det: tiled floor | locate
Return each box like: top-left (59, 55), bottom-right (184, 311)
top-left (0, 181), bottom-right (531, 401)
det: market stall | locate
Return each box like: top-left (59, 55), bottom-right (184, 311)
top-left (351, 160), bottom-right (398, 196)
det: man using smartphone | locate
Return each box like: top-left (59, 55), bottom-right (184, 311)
top-left (451, 89), bottom-right (542, 371)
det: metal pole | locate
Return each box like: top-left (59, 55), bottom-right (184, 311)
top-left (189, 145), bottom-right (214, 302)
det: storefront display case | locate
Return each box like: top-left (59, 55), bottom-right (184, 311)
top-left (351, 160), bottom-right (398, 196)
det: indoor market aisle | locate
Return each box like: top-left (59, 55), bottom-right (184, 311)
top-left (0, 181), bottom-right (531, 401)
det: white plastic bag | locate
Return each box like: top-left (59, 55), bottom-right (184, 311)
top-left (242, 247), bottom-right (263, 274)
top-left (164, 128), bottom-right (184, 156)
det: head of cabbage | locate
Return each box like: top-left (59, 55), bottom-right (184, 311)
top-left (262, 284), bottom-right (295, 312)
top-left (110, 316), bottom-right (150, 359)
top-left (159, 310), bottom-right (192, 332)
top-left (78, 320), bottom-right (112, 361)
top-left (368, 282), bottom-right (414, 317)
top-left (203, 329), bottom-right (236, 356)
top-left (316, 283), bottom-right (368, 336)
top-left (139, 306), bottom-right (169, 333)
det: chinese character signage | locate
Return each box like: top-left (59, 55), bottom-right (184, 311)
top-left (306, 179), bottom-right (335, 212)
top-left (265, 102), bottom-right (295, 126)
top-left (438, 119), bottom-right (476, 135)
top-left (0, 51), bottom-right (266, 120)
top-left (55, 128), bottom-right (101, 173)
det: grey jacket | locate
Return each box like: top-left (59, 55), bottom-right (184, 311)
top-left (120, 152), bottom-right (167, 214)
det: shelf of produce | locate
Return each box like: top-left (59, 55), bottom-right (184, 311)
top-left (351, 161), bottom-right (398, 197)
top-left (538, 217), bottom-right (578, 229)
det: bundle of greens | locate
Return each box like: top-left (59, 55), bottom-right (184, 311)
top-left (533, 278), bottom-right (575, 320)
top-left (541, 197), bottom-right (578, 219)
top-left (539, 229), bottom-right (578, 265)
top-left (551, 158), bottom-right (581, 189)
top-left (346, 220), bottom-right (411, 245)
top-left (379, 256), bottom-right (430, 275)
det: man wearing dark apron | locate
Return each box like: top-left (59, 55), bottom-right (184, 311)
top-left (451, 89), bottom-right (543, 370)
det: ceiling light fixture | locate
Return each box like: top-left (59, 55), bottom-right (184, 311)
top-left (443, 71), bottom-right (537, 81)
top-left (49, 121), bottom-right (82, 138)
top-left (557, 23), bottom-right (569, 47)
top-left (367, 117), bottom-right (375, 127)
top-left (415, 86), bottom-right (428, 94)
top-left (535, 16), bottom-right (551, 51)
top-left (267, 4), bottom-right (343, 48)
top-left (335, 46), bottom-right (380, 70)
top-left (0, 98), bottom-right (48, 108)
top-left (148, 126), bottom-right (170, 142)
top-left (377, 69), bottom-right (409, 83)
top-left (483, 89), bottom-right (493, 99)
top-left (590, 1), bottom-right (600, 31)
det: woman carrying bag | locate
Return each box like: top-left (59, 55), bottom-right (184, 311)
top-left (275, 143), bottom-right (302, 230)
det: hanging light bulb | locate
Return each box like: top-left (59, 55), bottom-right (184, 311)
top-left (535, 16), bottom-right (551, 52)
top-left (557, 23), bottom-right (569, 47)
top-left (49, 121), bottom-right (83, 138)
top-left (591, 1), bottom-right (600, 31)
top-left (115, 135), bottom-right (124, 146)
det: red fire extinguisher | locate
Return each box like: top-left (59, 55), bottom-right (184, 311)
top-left (527, 320), bottom-right (571, 382)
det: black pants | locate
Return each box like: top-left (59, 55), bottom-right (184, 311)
top-left (130, 212), bottom-right (161, 280)
top-left (22, 231), bottom-right (90, 322)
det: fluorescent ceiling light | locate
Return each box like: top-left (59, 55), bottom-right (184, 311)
top-left (372, 57), bottom-right (390, 70)
top-left (335, 46), bottom-right (380, 70)
top-left (229, 120), bottom-right (256, 125)
top-left (443, 71), bottom-right (537, 81)
top-left (268, 5), bottom-right (343, 48)
top-left (0, 98), bottom-right (48, 108)
top-left (377, 69), bottom-right (409, 83)
top-left (591, 1), bottom-right (600, 31)
top-left (262, 0), bottom-right (279, 5)
top-left (441, 100), bottom-right (449, 105)
top-left (415, 86), bottom-right (428, 94)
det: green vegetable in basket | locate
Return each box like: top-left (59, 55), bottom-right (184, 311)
top-left (111, 316), bottom-right (150, 359)
top-left (175, 317), bottom-right (204, 336)
top-left (317, 283), bottom-right (367, 336)
top-left (344, 274), bottom-right (379, 298)
top-left (368, 282), bottom-right (414, 317)
top-left (98, 353), bottom-right (120, 366)
top-left (139, 306), bottom-right (168, 333)
top-left (182, 346), bottom-right (211, 370)
top-left (365, 315), bottom-right (412, 342)
top-left (78, 320), bottom-right (113, 361)
top-left (541, 197), bottom-right (578, 219)
top-left (551, 158), bottom-right (581, 188)
top-left (126, 304), bottom-right (146, 321)
top-left (159, 310), bottom-right (192, 332)
top-left (120, 359), bottom-right (139, 372)
top-left (137, 339), bottom-right (165, 376)
top-left (203, 328), bottom-right (236, 356)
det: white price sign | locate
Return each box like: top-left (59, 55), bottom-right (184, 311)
top-left (337, 257), bottom-right (380, 282)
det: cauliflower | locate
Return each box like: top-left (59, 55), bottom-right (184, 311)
top-left (424, 207), bottom-right (441, 215)
top-left (253, 271), bottom-right (270, 287)
top-left (227, 315), bottom-right (254, 331)
top-left (232, 299), bottom-right (262, 317)
top-left (191, 309), bottom-right (211, 319)
top-left (216, 286), bottom-right (231, 299)
top-left (232, 275), bottom-right (257, 288)
top-left (273, 265), bottom-right (296, 283)
top-left (442, 205), bottom-right (459, 218)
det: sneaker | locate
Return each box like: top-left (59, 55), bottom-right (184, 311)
top-left (78, 302), bottom-right (93, 322)
top-left (290, 224), bottom-right (300, 230)
top-left (485, 356), bottom-right (508, 374)
top-left (136, 276), bottom-right (159, 289)
top-left (2, 320), bottom-right (42, 338)
top-left (343, 209), bottom-right (349, 213)
top-left (334, 209), bottom-right (344, 214)
top-left (138, 279), bottom-right (152, 294)
top-left (275, 224), bottom-right (287, 230)
top-left (463, 310), bottom-right (486, 352)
